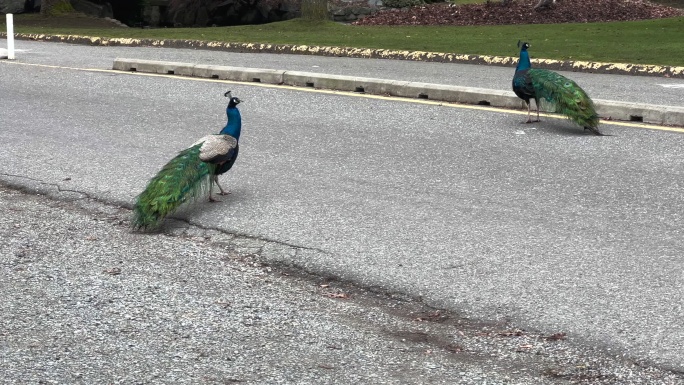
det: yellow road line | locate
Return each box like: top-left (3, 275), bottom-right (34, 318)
top-left (4, 60), bottom-right (683, 133)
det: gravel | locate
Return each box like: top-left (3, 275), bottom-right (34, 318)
top-left (2, 184), bottom-right (683, 384)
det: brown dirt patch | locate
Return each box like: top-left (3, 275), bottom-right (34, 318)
top-left (354, 0), bottom-right (684, 26)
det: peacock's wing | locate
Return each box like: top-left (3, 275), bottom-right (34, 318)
top-left (528, 68), bottom-right (599, 129)
top-left (194, 134), bottom-right (238, 164)
top-left (214, 143), bottom-right (239, 176)
top-left (512, 69), bottom-right (535, 102)
top-left (132, 143), bottom-right (215, 230)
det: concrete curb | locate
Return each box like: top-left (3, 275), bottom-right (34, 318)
top-left (3, 32), bottom-right (684, 79)
top-left (113, 58), bottom-right (684, 127)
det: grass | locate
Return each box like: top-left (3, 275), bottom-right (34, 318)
top-left (2, 14), bottom-right (683, 66)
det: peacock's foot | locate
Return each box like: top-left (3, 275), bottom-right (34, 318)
top-left (584, 127), bottom-right (607, 136)
top-left (217, 191), bottom-right (231, 196)
top-left (209, 196), bottom-right (221, 203)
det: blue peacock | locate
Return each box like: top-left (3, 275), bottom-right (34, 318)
top-left (512, 41), bottom-right (605, 136)
top-left (132, 91), bottom-right (242, 230)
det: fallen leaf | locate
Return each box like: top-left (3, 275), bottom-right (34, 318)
top-left (497, 329), bottom-right (525, 337)
top-left (544, 332), bottom-right (567, 341)
top-left (104, 267), bottom-right (121, 275)
top-left (324, 292), bottom-right (350, 299)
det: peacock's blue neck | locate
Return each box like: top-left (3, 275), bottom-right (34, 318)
top-left (516, 50), bottom-right (531, 71)
top-left (220, 106), bottom-right (242, 140)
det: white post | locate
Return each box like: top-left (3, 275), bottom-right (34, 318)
top-left (6, 13), bottom-right (15, 60)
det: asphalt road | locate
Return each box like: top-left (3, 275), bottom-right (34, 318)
top-left (5, 40), bottom-right (684, 107)
top-left (1, 43), bottom-right (684, 375)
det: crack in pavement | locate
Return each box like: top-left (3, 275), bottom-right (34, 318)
top-left (0, 172), bottom-right (331, 256)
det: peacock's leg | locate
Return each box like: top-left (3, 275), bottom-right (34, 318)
top-left (214, 175), bottom-right (231, 196)
top-left (525, 99), bottom-right (541, 123)
top-left (208, 180), bottom-right (218, 202)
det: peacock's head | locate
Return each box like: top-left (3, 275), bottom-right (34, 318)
top-left (517, 41), bottom-right (530, 51)
top-left (229, 97), bottom-right (241, 107)
top-left (224, 90), bottom-right (241, 108)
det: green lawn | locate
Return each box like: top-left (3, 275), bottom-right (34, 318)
top-left (3, 15), bottom-right (684, 66)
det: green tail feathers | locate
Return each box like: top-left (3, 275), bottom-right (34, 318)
top-left (132, 144), bottom-right (216, 230)
top-left (529, 68), bottom-right (599, 129)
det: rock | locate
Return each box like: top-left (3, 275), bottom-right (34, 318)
top-left (70, 0), bottom-right (114, 19)
top-left (160, 0), bottom-right (300, 26)
top-left (195, 6), bottom-right (209, 26)
top-left (26, 0), bottom-right (40, 12)
top-left (143, 5), bottom-right (161, 26)
top-left (181, 8), bottom-right (196, 26)
top-left (0, 0), bottom-right (26, 14)
top-left (103, 16), bottom-right (128, 28)
top-left (239, 8), bottom-right (261, 24)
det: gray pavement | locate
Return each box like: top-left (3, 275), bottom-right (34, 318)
top-left (2, 41), bottom-right (684, 380)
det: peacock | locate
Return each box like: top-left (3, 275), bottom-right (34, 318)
top-left (512, 41), bottom-right (605, 136)
top-left (132, 91), bottom-right (242, 230)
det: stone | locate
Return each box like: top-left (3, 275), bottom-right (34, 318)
top-left (182, 8), bottom-right (196, 26)
top-left (26, 0), bottom-right (40, 12)
top-left (195, 6), bottom-right (209, 26)
top-left (70, 0), bottom-right (114, 18)
top-left (0, 0), bottom-right (26, 14)
top-left (143, 5), bottom-right (161, 26)
top-left (154, 0), bottom-right (299, 27)
top-left (239, 8), bottom-right (261, 24)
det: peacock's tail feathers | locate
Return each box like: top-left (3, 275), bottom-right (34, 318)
top-left (528, 68), bottom-right (599, 129)
top-left (132, 143), bottom-right (216, 230)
